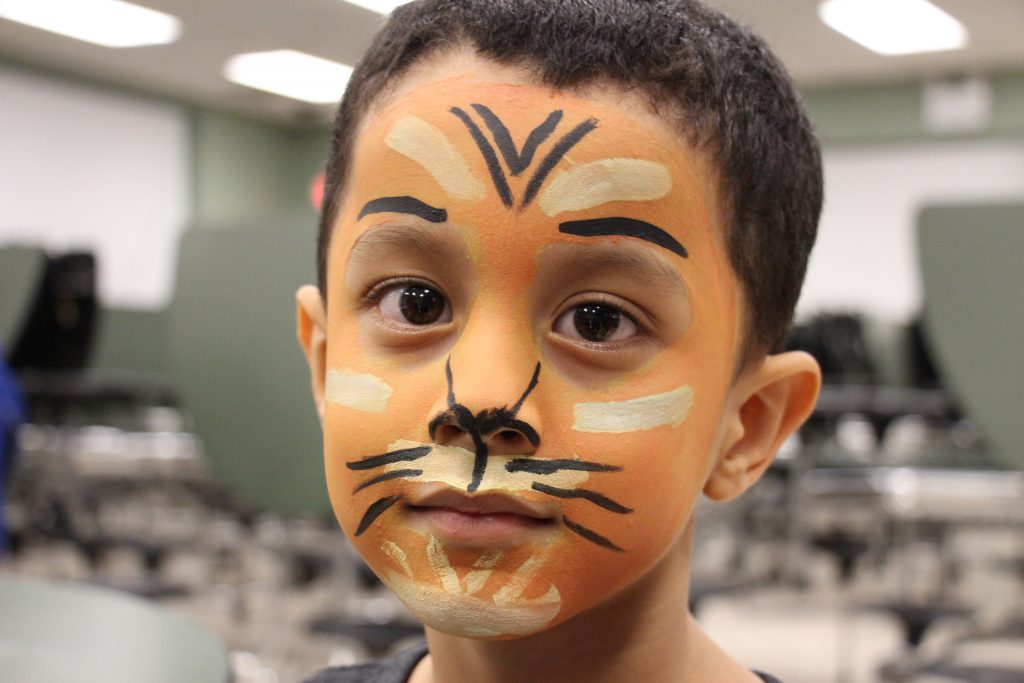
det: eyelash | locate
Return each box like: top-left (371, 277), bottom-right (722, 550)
top-left (361, 276), bottom-right (442, 306)
top-left (361, 278), bottom-right (653, 342)
top-left (557, 293), bottom-right (653, 337)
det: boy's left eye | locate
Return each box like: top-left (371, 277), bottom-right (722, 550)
top-left (553, 302), bottom-right (638, 343)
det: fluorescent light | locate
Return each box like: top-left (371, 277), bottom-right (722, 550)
top-left (224, 50), bottom-right (353, 104)
top-left (341, 0), bottom-right (409, 15)
top-left (0, 0), bottom-right (180, 48)
top-left (819, 0), bottom-right (968, 56)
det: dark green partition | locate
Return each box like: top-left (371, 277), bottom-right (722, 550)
top-left (91, 307), bottom-right (172, 376)
top-left (0, 245), bottom-right (46, 350)
top-left (168, 211), bottom-right (328, 514)
top-left (918, 202), bottom-right (1024, 468)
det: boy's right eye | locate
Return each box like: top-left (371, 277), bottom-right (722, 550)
top-left (377, 282), bottom-right (452, 326)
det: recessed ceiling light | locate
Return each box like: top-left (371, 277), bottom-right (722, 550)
top-left (0, 0), bottom-right (181, 48)
top-left (224, 50), bottom-right (354, 105)
top-left (818, 0), bottom-right (968, 56)
top-left (341, 0), bottom-right (409, 15)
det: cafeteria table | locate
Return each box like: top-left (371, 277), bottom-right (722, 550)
top-left (0, 574), bottom-right (229, 683)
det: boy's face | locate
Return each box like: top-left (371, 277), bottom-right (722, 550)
top-left (318, 60), bottom-right (743, 638)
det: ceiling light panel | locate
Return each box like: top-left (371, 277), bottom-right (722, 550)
top-left (0, 0), bottom-right (181, 48)
top-left (224, 50), bottom-right (354, 105)
top-left (818, 0), bottom-right (968, 56)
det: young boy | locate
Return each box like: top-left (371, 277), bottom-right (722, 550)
top-left (296, 1), bottom-right (822, 681)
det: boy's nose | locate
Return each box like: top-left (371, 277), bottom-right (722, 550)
top-left (431, 420), bottom-right (537, 456)
top-left (426, 331), bottom-right (543, 456)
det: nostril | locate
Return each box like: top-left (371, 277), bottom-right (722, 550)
top-left (434, 421), bottom-right (477, 448)
top-left (433, 424), bottom-right (468, 444)
top-left (485, 428), bottom-right (535, 455)
top-left (495, 429), bottom-right (521, 444)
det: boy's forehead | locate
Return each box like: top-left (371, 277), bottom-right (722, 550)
top-left (366, 74), bottom-right (689, 171)
top-left (345, 73), bottom-right (725, 252)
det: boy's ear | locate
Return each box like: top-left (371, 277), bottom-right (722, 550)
top-left (296, 285), bottom-right (328, 421)
top-left (703, 351), bottom-right (821, 502)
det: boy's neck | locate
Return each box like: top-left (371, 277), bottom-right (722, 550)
top-left (409, 526), bottom-right (760, 683)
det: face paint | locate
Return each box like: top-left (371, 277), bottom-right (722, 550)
top-left (324, 369), bottom-right (394, 413)
top-left (539, 158), bottom-right (672, 217)
top-left (572, 384), bottom-right (695, 433)
top-left (386, 115), bottom-right (486, 201)
top-left (322, 67), bottom-right (740, 639)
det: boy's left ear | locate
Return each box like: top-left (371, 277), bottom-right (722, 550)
top-left (703, 351), bottom-right (821, 502)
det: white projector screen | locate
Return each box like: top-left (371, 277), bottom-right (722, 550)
top-left (0, 65), bottom-right (190, 309)
top-left (801, 138), bottom-right (1024, 320)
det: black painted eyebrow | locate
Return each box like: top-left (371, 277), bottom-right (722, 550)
top-left (357, 196), bottom-right (448, 223)
top-left (559, 217), bottom-right (688, 258)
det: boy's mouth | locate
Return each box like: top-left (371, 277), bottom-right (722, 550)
top-left (405, 486), bottom-right (557, 546)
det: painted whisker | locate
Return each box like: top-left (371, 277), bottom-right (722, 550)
top-left (352, 469), bottom-right (424, 494)
top-left (563, 515), bottom-right (624, 553)
top-left (505, 459), bottom-right (621, 475)
top-left (531, 483), bottom-right (632, 514)
top-left (347, 446), bottom-right (431, 471)
top-left (355, 495), bottom-right (402, 536)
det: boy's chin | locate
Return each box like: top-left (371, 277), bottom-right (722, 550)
top-left (383, 568), bottom-right (563, 639)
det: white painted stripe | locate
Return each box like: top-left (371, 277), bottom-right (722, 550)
top-left (325, 370), bottom-right (393, 412)
top-left (493, 549), bottom-right (550, 605)
top-left (427, 535), bottom-right (462, 595)
top-left (384, 570), bottom-right (561, 638)
top-left (573, 385), bottom-right (694, 433)
top-left (381, 541), bottom-right (413, 578)
top-left (386, 115), bottom-right (485, 201)
top-left (382, 440), bottom-right (591, 492)
top-left (539, 158), bottom-right (671, 216)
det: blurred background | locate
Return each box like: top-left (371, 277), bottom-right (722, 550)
top-left (1, 1), bottom-right (1022, 682)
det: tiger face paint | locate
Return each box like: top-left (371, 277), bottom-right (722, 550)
top-left (319, 65), bottom-right (741, 639)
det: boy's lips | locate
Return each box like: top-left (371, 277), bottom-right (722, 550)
top-left (405, 485), bottom-right (558, 546)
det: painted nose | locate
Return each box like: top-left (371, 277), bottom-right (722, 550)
top-left (428, 358), bottom-right (542, 456)
top-left (431, 420), bottom-right (537, 456)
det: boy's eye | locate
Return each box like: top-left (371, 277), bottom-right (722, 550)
top-left (379, 283), bottom-right (451, 325)
top-left (554, 302), bottom-right (638, 343)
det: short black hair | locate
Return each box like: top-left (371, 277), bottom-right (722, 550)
top-left (317, 0), bottom-right (823, 367)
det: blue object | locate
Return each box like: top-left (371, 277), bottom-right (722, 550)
top-left (0, 345), bottom-right (27, 554)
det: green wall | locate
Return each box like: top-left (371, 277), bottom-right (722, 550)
top-left (803, 70), bottom-right (1024, 145)
top-left (192, 111), bottom-right (328, 228)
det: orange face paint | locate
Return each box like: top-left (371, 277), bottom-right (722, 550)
top-left (321, 71), bottom-right (740, 638)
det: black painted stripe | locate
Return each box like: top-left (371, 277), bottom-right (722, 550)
top-left (450, 107), bottom-right (514, 207)
top-left (510, 361), bottom-right (541, 416)
top-left (521, 118), bottom-right (598, 208)
top-left (471, 104), bottom-right (562, 176)
top-left (563, 515), bottom-right (624, 553)
top-left (346, 446), bottom-right (431, 471)
top-left (559, 217), bottom-right (688, 258)
top-left (467, 446), bottom-right (488, 493)
top-left (357, 196), bottom-right (447, 223)
top-left (355, 495), bottom-right (401, 536)
top-left (352, 469), bottom-right (423, 494)
top-left (505, 417), bottom-right (541, 448)
top-left (531, 482), bottom-right (632, 514)
top-left (506, 459), bottom-right (621, 475)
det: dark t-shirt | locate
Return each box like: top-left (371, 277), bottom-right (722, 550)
top-left (300, 643), bottom-right (786, 682)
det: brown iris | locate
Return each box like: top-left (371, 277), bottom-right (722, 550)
top-left (574, 303), bottom-right (621, 342)
top-left (399, 285), bottom-right (446, 325)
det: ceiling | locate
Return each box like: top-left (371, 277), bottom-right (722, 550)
top-left (1, 0), bottom-right (1022, 125)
